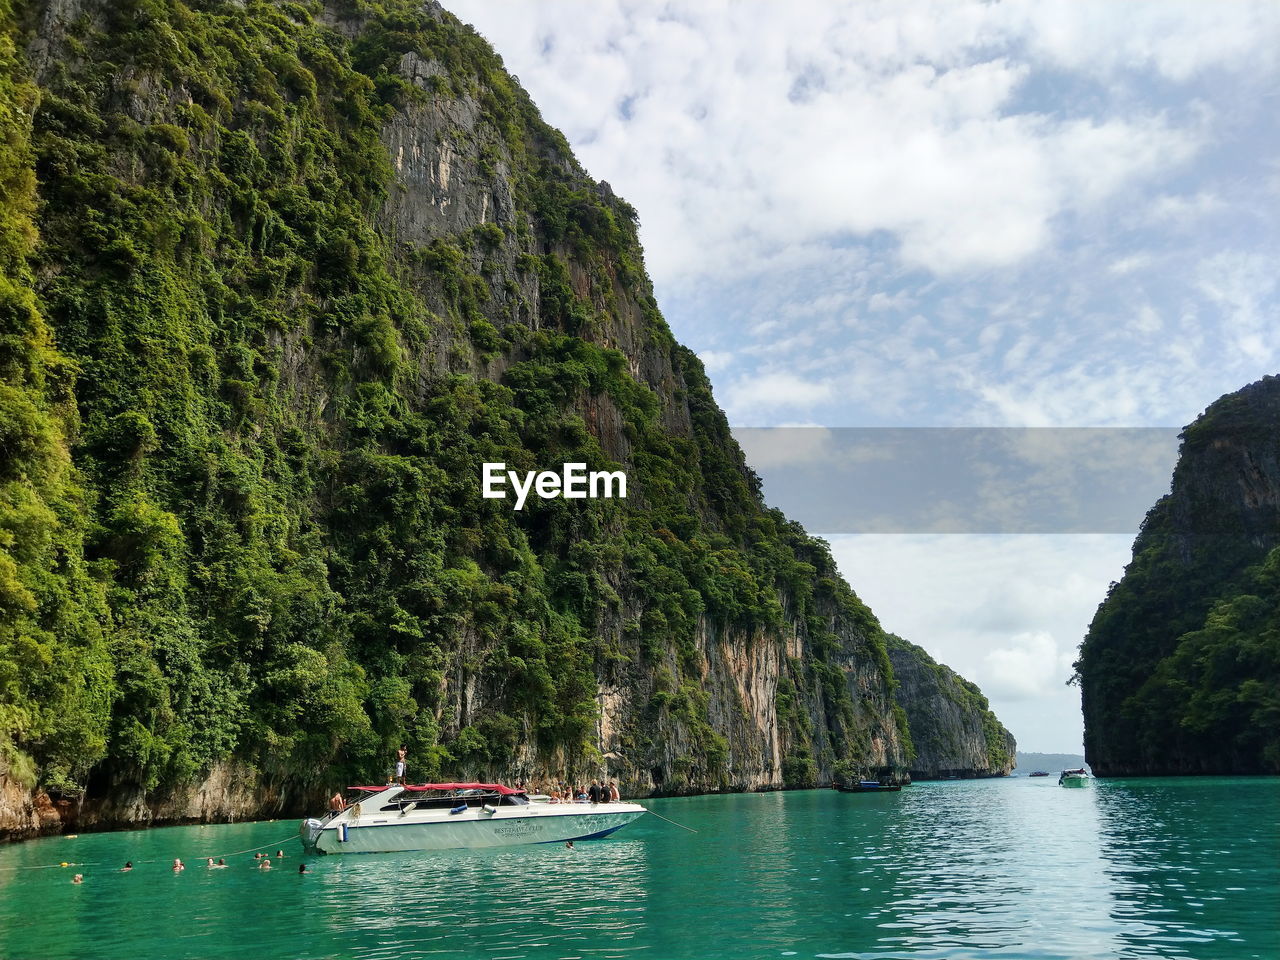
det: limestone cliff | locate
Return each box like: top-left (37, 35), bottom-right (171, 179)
top-left (1, 0), bottom-right (915, 838)
top-left (886, 635), bottom-right (1014, 779)
top-left (1075, 376), bottom-right (1280, 775)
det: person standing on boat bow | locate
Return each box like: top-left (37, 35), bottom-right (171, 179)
top-left (395, 745), bottom-right (407, 785)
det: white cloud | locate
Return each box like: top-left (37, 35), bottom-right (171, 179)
top-left (1133, 304), bottom-right (1161, 335)
top-left (867, 291), bottom-right (912, 312)
top-left (1109, 253), bottom-right (1153, 276)
top-left (1197, 252), bottom-right (1278, 338)
top-left (1006, 0), bottom-right (1280, 82)
top-left (724, 371), bottom-right (835, 421)
top-left (1150, 191), bottom-right (1223, 225)
top-left (979, 630), bottom-right (1077, 701)
top-left (1196, 253), bottom-right (1280, 366)
top-left (696, 350), bottom-right (735, 373)
top-left (449, 0), bottom-right (1247, 284)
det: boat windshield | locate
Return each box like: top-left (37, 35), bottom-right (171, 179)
top-left (375, 788), bottom-right (531, 812)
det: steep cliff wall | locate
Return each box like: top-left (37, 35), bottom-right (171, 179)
top-left (1075, 376), bottom-right (1280, 776)
top-left (886, 635), bottom-right (1014, 779)
top-left (1, 0), bottom-right (916, 837)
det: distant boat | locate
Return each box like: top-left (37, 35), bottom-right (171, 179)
top-left (1058, 769), bottom-right (1090, 787)
top-left (1029, 771), bottom-right (1050, 777)
top-left (835, 781), bottom-right (903, 793)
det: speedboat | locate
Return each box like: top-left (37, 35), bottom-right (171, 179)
top-left (1058, 768), bottom-right (1089, 787)
top-left (835, 780), bottom-right (902, 793)
top-left (299, 782), bottom-right (646, 854)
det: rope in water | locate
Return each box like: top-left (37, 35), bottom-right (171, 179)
top-left (0, 831), bottom-right (300, 872)
top-left (203, 833), bottom-right (301, 861)
top-left (0, 860), bottom-right (104, 872)
top-left (641, 807), bottom-right (698, 833)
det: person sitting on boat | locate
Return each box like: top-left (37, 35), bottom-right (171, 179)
top-left (609, 780), bottom-right (620, 802)
top-left (588, 781), bottom-right (602, 803)
top-left (330, 790), bottom-right (346, 812)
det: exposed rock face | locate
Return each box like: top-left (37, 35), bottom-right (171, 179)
top-left (886, 636), bottom-right (1015, 779)
top-left (383, 62), bottom-right (517, 244)
top-left (1076, 376), bottom-right (1280, 776)
top-left (2, 762), bottom-right (301, 839)
top-left (0, 770), bottom-right (62, 842)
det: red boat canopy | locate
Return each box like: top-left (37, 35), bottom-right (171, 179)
top-left (408, 782), bottom-right (524, 795)
top-left (346, 782), bottom-right (523, 795)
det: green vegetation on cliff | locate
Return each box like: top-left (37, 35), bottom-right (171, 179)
top-left (885, 634), bottom-right (1013, 778)
top-left (1, 0), bottom-right (115, 793)
top-left (1, 0), bottom-right (905, 810)
top-left (1075, 377), bottom-right (1280, 775)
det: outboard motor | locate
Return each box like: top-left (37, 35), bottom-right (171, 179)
top-left (299, 818), bottom-right (325, 852)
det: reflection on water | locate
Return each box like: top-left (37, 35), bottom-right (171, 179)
top-left (1094, 781), bottom-right (1278, 960)
top-left (876, 774), bottom-right (1123, 958)
top-left (309, 842), bottom-right (652, 959)
top-left (0, 778), bottom-right (1276, 960)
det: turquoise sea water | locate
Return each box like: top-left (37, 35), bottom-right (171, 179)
top-left (0, 777), bottom-right (1276, 960)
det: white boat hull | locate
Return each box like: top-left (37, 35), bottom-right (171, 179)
top-left (301, 803), bottom-right (646, 855)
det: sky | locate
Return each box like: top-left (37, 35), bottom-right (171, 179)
top-left (448, 0), bottom-right (1280, 753)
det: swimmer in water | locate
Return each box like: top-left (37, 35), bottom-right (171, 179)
top-left (298, 863), bottom-right (307, 874)
top-left (276, 850), bottom-right (285, 858)
top-left (259, 858), bottom-right (272, 870)
top-left (121, 862), bottom-right (133, 872)
top-left (172, 859), bottom-right (185, 872)
top-left (72, 874), bottom-right (83, 884)
top-left (214, 858), bottom-right (228, 868)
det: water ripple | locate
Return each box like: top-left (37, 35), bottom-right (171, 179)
top-left (0, 778), bottom-right (1276, 959)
